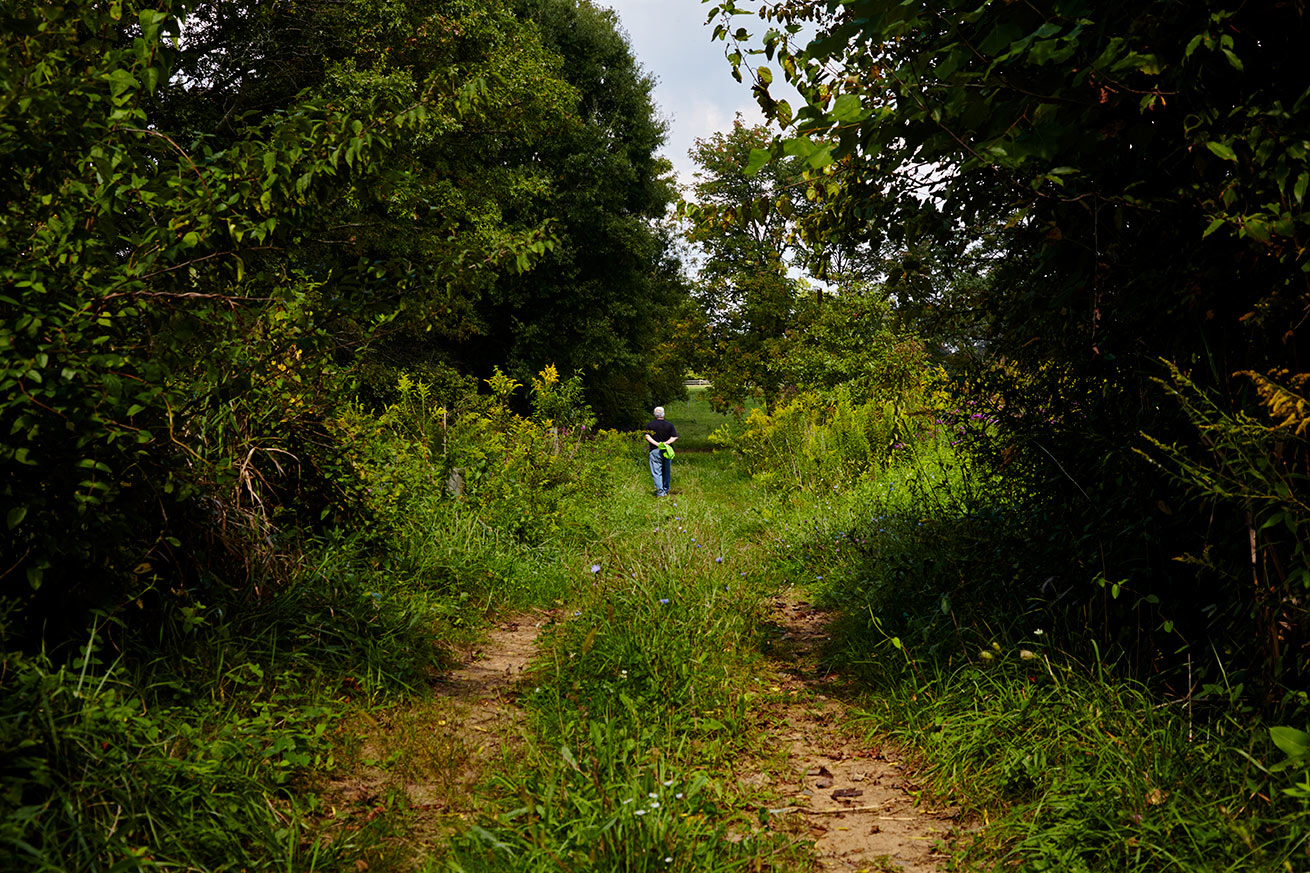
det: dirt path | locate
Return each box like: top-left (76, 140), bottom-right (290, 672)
top-left (755, 592), bottom-right (955, 872)
top-left (324, 595), bottom-right (954, 871)
top-left (434, 611), bottom-right (552, 743)
top-left (321, 612), bottom-right (554, 858)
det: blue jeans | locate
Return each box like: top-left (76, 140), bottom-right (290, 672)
top-left (649, 447), bottom-right (671, 495)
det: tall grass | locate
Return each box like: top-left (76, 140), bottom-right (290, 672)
top-left (443, 448), bottom-right (809, 872)
top-left (0, 381), bottom-right (633, 873)
top-left (767, 428), bottom-right (1310, 872)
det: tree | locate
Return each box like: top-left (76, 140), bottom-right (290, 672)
top-left (682, 119), bottom-right (809, 410)
top-left (0, 0), bottom-right (578, 646)
top-left (436, 0), bottom-right (691, 425)
top-left (707, 0), bottom-right (1310, 696)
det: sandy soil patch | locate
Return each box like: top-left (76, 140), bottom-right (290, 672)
top-left (756, 594), bottom-right (956, 872)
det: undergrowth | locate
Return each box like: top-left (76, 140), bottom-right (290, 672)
top-left (760, 423), bottom-right (1310, 873)
top-left (0, 370), bottom-right (626, 872)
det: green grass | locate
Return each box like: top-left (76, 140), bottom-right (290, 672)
top-left (762, 435), bottom-right (1310, 873)
top-left (661, 384), bottom-right (752, 452)
top-left (16, 389), bottom-right (1305, 873)
top-left (440, 448), bottom-right (809, 872)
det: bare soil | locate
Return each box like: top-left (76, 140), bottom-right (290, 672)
top-left (318, 612), bottom-right (556, 860)
top-left (321, 597), bottom-right (953, 871)
top-left (754, 593), bottom-right (956, 872)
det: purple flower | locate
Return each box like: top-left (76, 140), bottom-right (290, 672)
top-left (659, 598), bottom-right (670, 604)
top-left (590, 564), bottom-right (601, 574)
top-left (715, 556), bottom-right (723, 563)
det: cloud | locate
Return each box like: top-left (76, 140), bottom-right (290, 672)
top-left (601, 0), bottom-right (764, 188)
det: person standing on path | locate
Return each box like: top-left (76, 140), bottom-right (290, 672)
top-left (643, 406), bottom-right (678, 496)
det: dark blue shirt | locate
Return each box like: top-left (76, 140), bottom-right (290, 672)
top-left (645, 419), bottom-right (677, 444)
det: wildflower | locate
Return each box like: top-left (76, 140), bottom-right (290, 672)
top-left (648, 792), bottom-right (658, 798)
top-left (675, 793), bottom-right (683, 799)
top-left (573, 611), bottom-right (581, 616)
top-left (715, 556), bottom-right (723, 563)
top-left (650, 801), bottom-right (660, 808)
top-left (590, 564), bottom-right (601, 574)
top-left (1019, 649), bottom-right (1036, 660)
top-left (659, 598), bottom-right (670, 604)
top-left (664, 779), bottom-right (674, 786)
top-left (635, 809), bottom-right (647, 816)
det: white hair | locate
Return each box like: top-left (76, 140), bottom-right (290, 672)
top-left (653, 406), bottom-right (665, 418)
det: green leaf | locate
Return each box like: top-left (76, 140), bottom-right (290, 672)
top-left (830, 94), bottom-right (863, 123)
top-left (806, 145), bottom-right (834, 169)
top-left (782, 137), bottom-right (817, 159)
top-left (1206, 141), bottom-right (1238, 162)
top-left (1203, 218), bottom-right (1226, 237)
top-left (7, 506), bottom-right (27, 530)
top-left (560, 745), bottom-right (581, 772)
top-left (1270, 727), bottom-right (1310, 760)
top-left (745, 148), bottom-right (771, 176)
top-left (1294, 172), bottom-right (1308, 205)
top-left (107, 68), bottom-right (138, 99)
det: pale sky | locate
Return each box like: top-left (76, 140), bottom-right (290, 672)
top-left (600, 0), bottom-right (778, 192)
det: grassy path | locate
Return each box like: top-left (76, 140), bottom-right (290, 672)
top-left (361, 438), bottom-right (955, 871)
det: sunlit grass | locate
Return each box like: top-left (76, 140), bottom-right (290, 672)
top-left (440, 432), bottom-right (809, 872)
top-left (661, 384), bottom-right (754, 452)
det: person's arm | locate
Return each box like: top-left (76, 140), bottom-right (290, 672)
top-left (645, 432), bottom-right (659, 447)
top-left (664, 434), bottom-right (677, 445)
